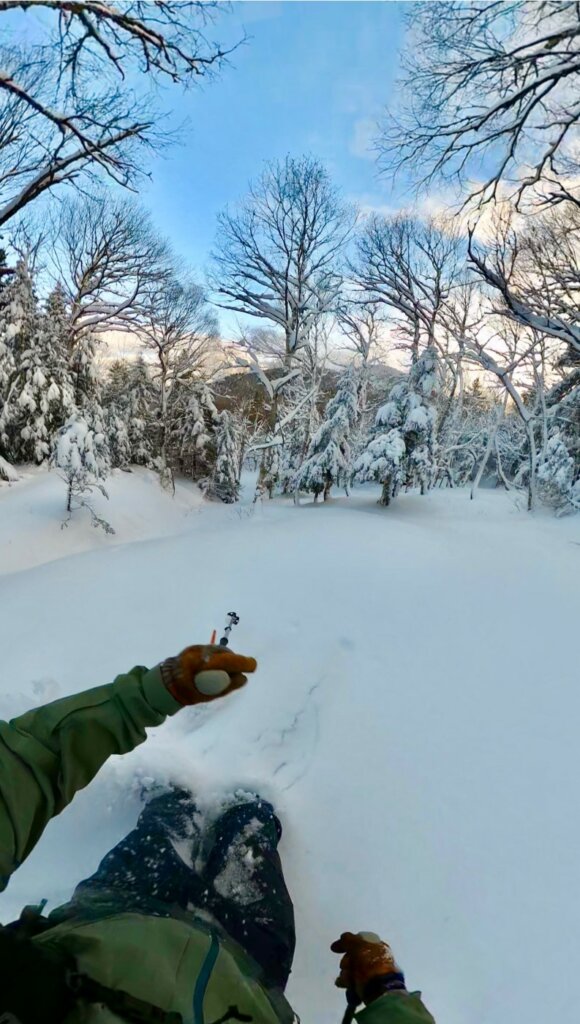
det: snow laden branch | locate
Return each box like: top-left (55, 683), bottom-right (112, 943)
top-left (0, 2), bottom-right (237, 83)
top-left (467, 214), bottom-right (580, 358)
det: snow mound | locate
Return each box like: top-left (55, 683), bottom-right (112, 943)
top-left (0, 477), bottom-right (579, 1024)
top-left (0, 456), bottom-right (18, 482)
top-left (0, 466), bottom-right (204, 575)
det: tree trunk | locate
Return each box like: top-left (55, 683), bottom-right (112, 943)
top-left (379, 479), bottom-right (391, 506)
top-left (471, 423), bottom-right (498, 500)
top-left (254, 388), bottom-right (280, 502)
top-left (495, 435), bottom-right (513, 492)
top-left (411, 323), bottom-right (420, 366)
top-left (526, 420), bottom-right (537, 511)
top-left (159, 368), bottom-right (168, 474)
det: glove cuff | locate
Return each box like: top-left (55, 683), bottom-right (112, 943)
top-left (160, 657), bottom-right (186, 703)
top-left (363, 973), bottom-right (407, 1004)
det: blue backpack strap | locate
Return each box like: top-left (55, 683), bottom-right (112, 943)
top-left (193, 932), bottom-right (220, 1024)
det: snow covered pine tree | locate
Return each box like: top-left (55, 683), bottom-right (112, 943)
top-left (51, 414), bottom-right (113, 532)
top-left (355, 347), bottom-right (439, 506)
top-left (1, 286), bottom-right (74, 464)
top-left (293, 367), bottom-right (361, 501)
top-left (537, 434), bottom-right (580, 513)
top-left (0, 260), bottom-right (42, 463)
top-left (175, 381), bottom-right (219, 486)
top-left (209, 409), bottom-right (241, 502)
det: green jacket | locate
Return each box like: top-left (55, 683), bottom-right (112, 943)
top-left (0, 665), bottom-right (435, 1024)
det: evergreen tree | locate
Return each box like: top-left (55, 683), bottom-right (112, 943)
top-left (353, 421), bottom-right (406, 505)
top-left (537, 434), bottom-right (579, 513)
top-left (209, 409), bottom-right (241, 502)
top-left (102, 357), bottom-right (156, 468)
top-left (0, 284), bottom-right (75, 464)
top-left (546, 382), bottom-right (580, 493)
top-left (128, 357), bottom-right (156, 466)
top-left (0, 260), bottom-right (37, 361)
top-left (105, 405), bottom-right (132, 469)
top-left (103, 360), bottom-right (133, 469)
top-left (293, 368), bottom-right (361, 501)
top-left (51, 413), bottom-right (113, 532)
top-left (0, 249), bottom-right (14, 412)
top-left (70, 331), bottom-right (100, 411)
top-left (0, 260), bottom-right (42, 462)
top-left (0, 330), bottom-right (16, 445)
top-left (174, 381), bottom-right (219, 484)
top-left (355, 347), bottom-right (439, 505)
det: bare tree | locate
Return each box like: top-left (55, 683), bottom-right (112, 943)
top-left (336, 299), bottom-right (383, 368)
top-left (467, 206), bottom-right (580, 359)
top-left (0, 2), bottom-right (234, 225)
top-left (379, 1), bottom-right (580, 210)
top-left (139, 274), bottom-right (218, 487)
top-left (233, 326), bottom-right (286, 364)
top-left (465, 315), bottom-right (544, 509)
top-left (436, 279), bottom-right (484, 432)
top-left (211, 155), bottom-right (355, 363)
top-left (353, 213), bottom-right (463, 364)
top-left (48, 195), bottom-right (170, 352)
top-left (231, 330), bottom-right (301, 499)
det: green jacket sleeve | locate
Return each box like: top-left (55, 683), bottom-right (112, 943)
top-left (357, 993), bottom-right (436, 1024)
top-left (0, 665), bottom-right (181, 891)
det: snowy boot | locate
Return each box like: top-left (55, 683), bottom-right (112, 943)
top-left (202, 793), bottom-right (295, 990)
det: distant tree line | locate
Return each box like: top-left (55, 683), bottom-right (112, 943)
top-left (1, 1), bottom-right (580, 523)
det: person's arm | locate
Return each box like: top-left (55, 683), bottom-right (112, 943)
top-left (356, 992), bottom-right (435, 1024)
top-left (332, 933), bottom-right (436, 1024)
top-left (0, 665), bottom-right (179, 891)
top-left (0, 645), bottom-right (257, 891)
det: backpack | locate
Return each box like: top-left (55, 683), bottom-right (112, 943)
top-left (0, 906), bottom-right (182, 1024)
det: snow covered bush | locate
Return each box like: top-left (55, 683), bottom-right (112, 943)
top-left (355, 347), bottom-right (439, 505)
top-left (537, 434), bottom-right (579, 514)
top-left (293, 368), bottom-right (361, 501)
top-left (0, 455), bottom-right (18, 482)
top-left (51, 414), bottom-right (113, 532)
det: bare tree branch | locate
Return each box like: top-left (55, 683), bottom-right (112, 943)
top-left (0, 3), bottom-right (236, 223)
top-left (211, 155), bottom-right (355, 362)
top-left (46, 194), bottom-right (171, 350)
top-left (352, 212), bottom-right (464, 363)
top-left (379, 1), bottom-right (580, 210)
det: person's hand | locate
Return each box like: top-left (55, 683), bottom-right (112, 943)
top-left (331, 932), bottom-right (406, 1004)
top-left (160, 645), bottom-right (257, 706)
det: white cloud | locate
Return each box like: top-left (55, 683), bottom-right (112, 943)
top-left (349, 117), bottom-right (377, 161)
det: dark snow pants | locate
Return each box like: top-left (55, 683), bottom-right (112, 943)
top-left (70, 790), bottom-right (296, 990)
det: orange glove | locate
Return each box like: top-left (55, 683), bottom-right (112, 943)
top-left (331, 932), bottom-right (406, 1004)
top-left (160, 645), bottom-right (257, 706)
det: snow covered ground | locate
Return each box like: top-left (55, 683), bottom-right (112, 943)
top-left (0, 467), bottom-right (578, 1024)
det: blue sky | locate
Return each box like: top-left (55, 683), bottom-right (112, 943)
top-left (140, 2), bottom-right (407, 281)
